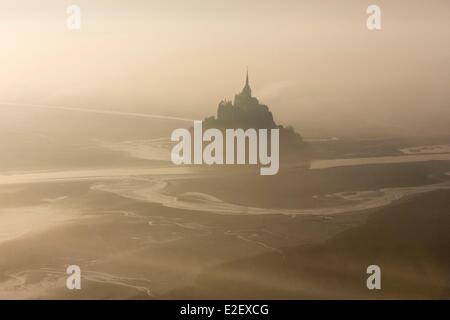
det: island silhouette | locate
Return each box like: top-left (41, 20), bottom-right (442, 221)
top-left (201, 70), bottom-right (308, 163)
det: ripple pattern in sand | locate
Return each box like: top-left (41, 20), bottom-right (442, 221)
top-left (91, 174), bottom-right (450, 216)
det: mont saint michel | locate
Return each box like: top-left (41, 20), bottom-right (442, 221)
top-left (202, 70), bottom-right (307, 162)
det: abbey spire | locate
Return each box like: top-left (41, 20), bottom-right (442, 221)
top-left (246, 67), bottom-right (250, 87)
top-left (241, 67), bottom-right (252, 97)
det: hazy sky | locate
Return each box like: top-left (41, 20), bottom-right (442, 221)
top-left (1, 0), bottom-right (450, 137)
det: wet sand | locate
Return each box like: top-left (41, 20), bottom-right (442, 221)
top-left (0, 159), bottom-right (450, 299)
top-left (165, 190), bottom-right (450, 299)
top-left (0, 179), bottom-right (363, 299)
